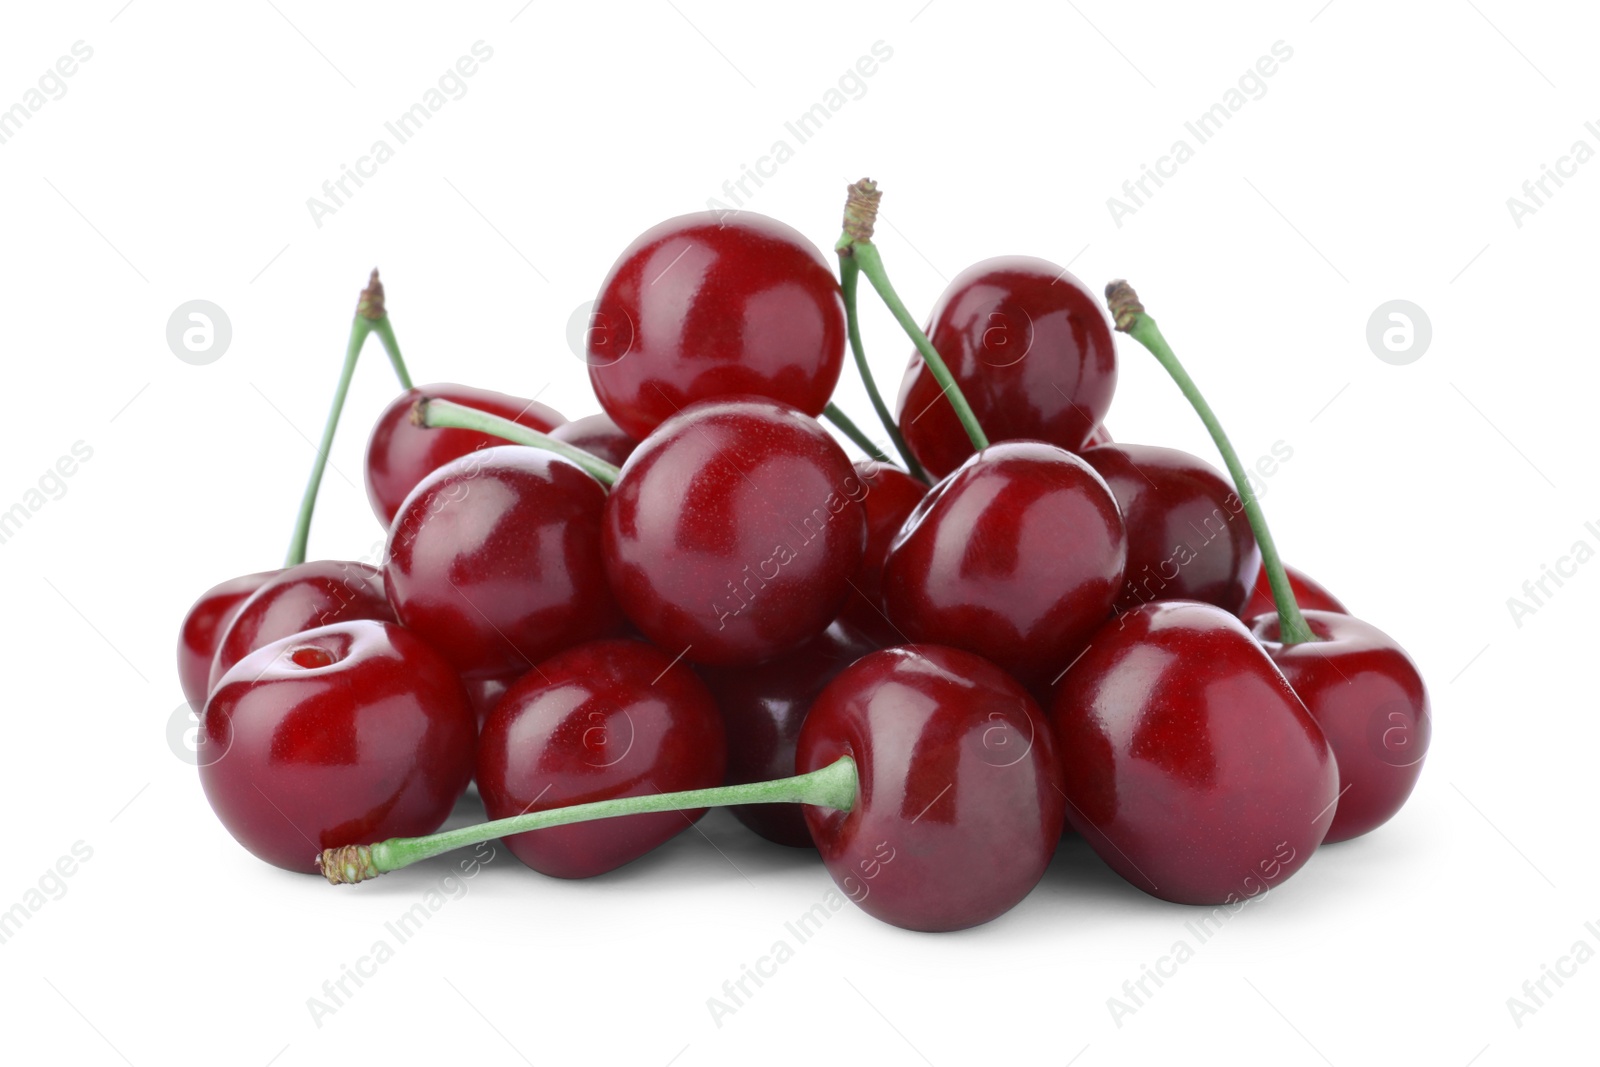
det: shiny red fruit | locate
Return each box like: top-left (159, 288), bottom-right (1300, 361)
top-left (385, 445), bottom-right (622, 678)
top-left (476, 639), bottom-right (726, 878)
top-left (178, 569), bottom-right (279, 709)
top-left (1050, 601), bottom-right (1339, 905)
top-left (1081, 443), bottom-right (1259, 615)
top-left (798, 645), bottom-right (1065, 932)
top-left (895, 257), bottom-right (1116, 478)
top-left (365, 383), bottom-right (564, 526)
top-left (881, 442), bottom-right (1126, 683)
top-left (547, 412), bottom-right (637, 469)
top-left (1242, 563), bottom-right (1348, 620)
top-left (586, 213), bottom-right (846, 440)
top-left (200, 620), bottom-right (476, 873)
top-left (1252, 611), bottom-right (1430, 842)
top-left (603, 397), bottom-right (866, 667)
top-left (838, 460), bottom-right (927, 643)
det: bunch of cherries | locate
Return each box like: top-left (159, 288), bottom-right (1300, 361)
top-left (180, 180), bottom-right (1430, 933)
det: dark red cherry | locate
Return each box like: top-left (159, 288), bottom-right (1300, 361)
top-left (838, 461), bottom-right (927, 643)
top-left (1252, 611), bottom-right (1430, 842)
top-left (385, 445), bottom-right (622, 678)
top-left (208, 560), bottom-right (393, 692)
top-left (1050, 601), bottom-right (1338, 905)
top-left (699, 620), bottom-right (878, 847)
top-left (365, 383), bottom-right (564, 526)
top-left (895, 257), bottom-right (1116, 478)
top-left (881, 441), bottom-right (1126, 683)
top-left (1081, 443), bottom-right (1260, 615)
top-left (200, 620), bottom-right (476, 873)
top-left (602, 397), bottom-right (866, 666)
top-left (547, 412), bottom-right (637, 468)
top-left (797, 645), bottom-right (1065, 932)
top-left (178, 569), bottom-right (279, 709)
top-left (1242, 563), bottom-right (1347, 620)
top-left (475, 638), bottom-right (726, 878)
top-left (463, 671), bottom-right (520, 728)
top-left (586, 213), bottom-right (846, 440)
top-left (1083, 424), bottom-right (1113, 448)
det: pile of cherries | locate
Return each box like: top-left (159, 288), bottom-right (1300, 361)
top-left (180, 181), bottom-right (1430, 933)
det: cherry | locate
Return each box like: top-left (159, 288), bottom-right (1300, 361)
top-left (1242, 562), bottom-right (1347, 620)
top-left (798, 645), bottom-right (1064, 931)
top-left (476, 638), bottom-right (726, 878)
top-left (838, 460), bottom-right (926, 642)
top-left (1252, 612), bottom-right (1430, 841)
top-left (463, 672), bottom-right (519, 727)
top-left (881, 441), bottom-right (1126, 683)
top-left (177, 569), bottom-right (279, 710)
top-left (208, 560), bottom-right (393, 692)
top-left (586, 212), bottom-right (846, 441)
top-left (699, 620), bottom-right (878, 847)
top-left (547, 412), bottom-right (637, 469)
top-left (1081, 443), bottom-right (1259, 615)
top-left (365, 383), bottom-right (565, 526)
top-left (894, 257), bottom-right (1117, 479)
top-left (201, 620), bottom-right (476, 873)
top-left (602, 396), bottom-right (866, 666)
top-left (1050, 601), bottom-right (1339, 904)
top-left (385, 444), bottom-right (622, 678)
top-left (1084, 424), bottom-right (1114, 448)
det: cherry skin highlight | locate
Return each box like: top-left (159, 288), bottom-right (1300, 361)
top-left (385, 445), bottom-right (622, 678)
top-left (881, 441), bottom-right (1126, 683)
top-left (1242, 562), bottom-right (1347, 620)
top-left (895, 257), bottom-right (1116, 478)
top-left (547, 412), bottom-right (637, 469)
top-left (602, 396), bottom-right (866, 667)
top-left (1081, 442), bottom-right (1259, 615)
top-left (1049, 601), bottom-right (1339, 905)
top-left (586, 213), bottom-right (846, 440)
top-left (797, 645), bottom-right (1065, 932)
top-left (475, 638), bottom-right (726, 878)
top-left (178, 569), bottom-right (279, 710)
top-left (200, 620), bottom-right (476, 873)
top-left (365, 383), bottom-right (565, 526)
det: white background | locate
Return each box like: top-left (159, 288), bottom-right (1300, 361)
top-left (0, 1), bottom-right (1594, 1064)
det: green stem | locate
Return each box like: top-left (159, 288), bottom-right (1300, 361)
top-left (823, 402), bottom-right (893, 465)
top-left (285, 313), bottom-right (372, 567)
top-left (319, 755), bottom-right (858, 884)
top-left (838, 254), bottom-right (927, 482)
top-left (1105, 280), bottom-right (1316, 645)
top-left (371, 315), bottom-right (413, 391)
top-left (419, 398), bottom-right (621, 486)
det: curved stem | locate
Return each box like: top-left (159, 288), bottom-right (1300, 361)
top-left (419, 398), bottom-right (620, 486)
top-left (838, 254), bottom-right (927, 482)
top-left (371, 316), bottom-right (413, 391)
top-left (285, 314), bottom-right (372, 567)
top-left (319, 755), bottom-right (858, 884)
top-left (824, 402), bottom-right (893, 465)
top-left (1105, 281), bottom-right (1317, 645)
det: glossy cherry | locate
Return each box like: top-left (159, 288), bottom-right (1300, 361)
top-left (1242, 562), bottom-right (1347, 620)
top-left (463, 671), bottom-right (520, 728)
top-left (178, 569), bottom-right (279, 709)
top-left (603, 396), bottom-right (866, 666)
top-left (365, 383), bottom-right (565, 526)
top-left (798, 645), bottom-right (1065, 931)
top-left (1081, 443), bottom-right (1259, 615)
top-left (586, 213), bottom-right (846, 440)
top-left (547, 412), bottom-right (637, 469)
top-left (895, 257), bottom-right (1116, 478)
top-left (881, 441), bottom-right (1126, 683)
top-left (700, 620), bottom-right (878, 847)
top-left (838, 460), bottom-right (926, 643)
top-left (476, 639), bottom-right (726, 878)
top-left (1050, 601), bottom-right (1338, 905)
top-left (208, 560), bottom-right (393, 692)
top-left (200, 620), bottom-right (476, 873)
top-left (385, 444), bottom-right (622, 678)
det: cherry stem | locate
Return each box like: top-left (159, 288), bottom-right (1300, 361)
top-left (823, 402), bottom-right (894, 466)
top-left (371, 317), bottom-right (413, 391)
top-left (416, 398), bottom-right (621, 486)
top-left (837, 252), bottom-right (928, 482)
top-left (318, 755), bottom-right (858, 884)
top-left (1105, 280), bottom-right (1317, 645)
top-left (836, 178), bottom-right (989, 454)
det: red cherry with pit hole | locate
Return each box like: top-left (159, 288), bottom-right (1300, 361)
top-left (602, 396), bottom-right (866, 667)
top-left (365, 383), bottom-right (565, 526)
top-left (585, 212), bottom-right (846, 441)
top-left (475, 638), bottom-right (726, 878)
top-left (199, 620), bottom-right (476, 873)
top-left (178, 569), bottom-right (279, 710)
top-left (1242, 563), bottom-right (1347, 620)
